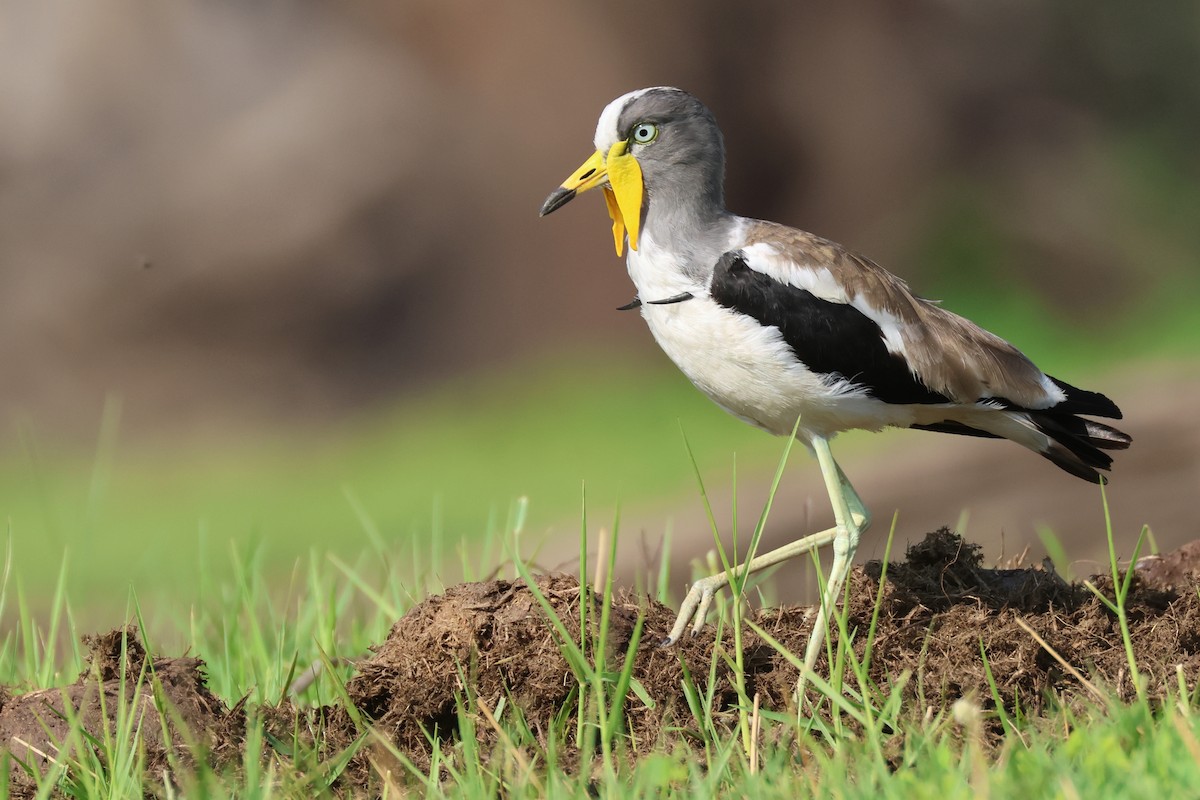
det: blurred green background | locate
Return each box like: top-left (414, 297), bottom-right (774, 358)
top-left (1, 2), bottom-right (1198, 636)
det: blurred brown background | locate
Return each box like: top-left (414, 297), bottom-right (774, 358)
top-left (4, 1), bottom-right (1196, 439)
top-left (1, 1), bottom-right (1197, 597)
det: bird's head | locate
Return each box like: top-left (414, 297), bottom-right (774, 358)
top-left (539, 87), bottom-right (725, 257)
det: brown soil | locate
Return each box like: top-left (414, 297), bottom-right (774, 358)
top-left (0, 628), bottom-right (244, 799)
top-left (4, 531), bottom-right (1200, 796)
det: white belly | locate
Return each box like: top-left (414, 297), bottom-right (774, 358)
top-left (644, 296), bottom-right (909, 438)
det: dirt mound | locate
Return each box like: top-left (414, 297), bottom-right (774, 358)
top-left (4, 531), bottom-right (1200, 793)
top-left (352, 530), bottom-right (1200, 766)
top-left (831, 530), bottom-right (1199, 710)
top-left (0, 627), bottom-right (243, 798)
top-left (343, 574), bottom-right (756, 772)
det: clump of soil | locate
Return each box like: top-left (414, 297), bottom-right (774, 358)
top-left (347, 577), bottom-right (628, 766)
top-left (342, 574), bottom-right (771, 772)
top-left (1136, 540), bottom-right (1200, 592)
top-left (0, 627), bottom-right (243, 798)
top-left (4, 530), bottom-right (1200, 795)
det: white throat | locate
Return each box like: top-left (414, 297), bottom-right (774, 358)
top-left (626, 216), bottom-right (748, 300)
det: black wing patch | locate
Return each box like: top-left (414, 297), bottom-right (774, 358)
top-left (710, 250), bottom-right (951, 406)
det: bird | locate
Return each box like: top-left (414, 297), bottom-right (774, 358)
top-left (538, 86), bottom-right (1131, 693)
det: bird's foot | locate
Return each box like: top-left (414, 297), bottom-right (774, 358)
top-left (660, 574), bottom-right (726, 646)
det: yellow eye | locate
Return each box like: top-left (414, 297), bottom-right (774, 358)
top-left (631, 123), bottom-right (658, 144)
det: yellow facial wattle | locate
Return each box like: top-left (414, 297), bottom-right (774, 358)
top-left (603, 141), bottom-right (644, 256)
top-left (601, 187), bottom-right (625, 256)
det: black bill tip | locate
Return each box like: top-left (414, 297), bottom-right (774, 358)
top-left (539, 186), bottom-right (576, 217)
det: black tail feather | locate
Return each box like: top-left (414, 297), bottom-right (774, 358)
top-left (1048, 376), bottom-right (1123, 419)
top-left (910, 420), bottom-right (1002, 439)
top-left (909, 375), bottom-right (1130, 484)
top-left (1029, 411), bottom-right (1132, 484)
top-left (1039, 444), bottom-right (1110, 484)
top-left (1080, 418), bottom-right (1132, 450)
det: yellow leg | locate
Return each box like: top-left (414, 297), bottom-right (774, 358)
top-left (661, 526), bottom-right (840, 646)
top-left (661, 436), bottom-right (871, 700)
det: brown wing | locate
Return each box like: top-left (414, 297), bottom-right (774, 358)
top-left (742, 221), bottom-right (1060, 408)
